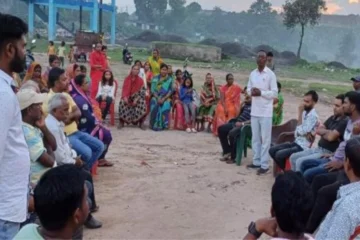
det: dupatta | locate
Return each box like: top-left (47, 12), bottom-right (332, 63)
top-left (121, 73), bottom-right (144, 100)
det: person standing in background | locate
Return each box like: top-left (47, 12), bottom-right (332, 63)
top-left (266, 51), bottom-right (275, 71)
top-left (57, 41), bottom-right (66, 68)
top-left (0, 13), bottom-right (31, 240)
top-left (89, 42), bottom-right (107, 99)
top-left (247, 50), bottom-right (278, 175)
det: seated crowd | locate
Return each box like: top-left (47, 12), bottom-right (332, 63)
top-left (2, 13), bottom-right (360, 240)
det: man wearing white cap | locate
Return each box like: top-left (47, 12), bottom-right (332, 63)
top-left (17, 89), bottom-right (57, 184)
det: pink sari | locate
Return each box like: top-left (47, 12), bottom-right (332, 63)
top-left (172, 78), bottom-right (186, 130)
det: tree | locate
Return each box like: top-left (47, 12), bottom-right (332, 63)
top-left (283, 0), bottom-right (327, 58)
top-left (186, 2), bottom-right (202, 14)
top-left (134, 0), bottom-right (167, 23)
top-left (162, 0), bottom-right (187, 31)
top-left (248, 0), bottom-right (272, 15)
top-left (336, 31), bottom-right (357, 67)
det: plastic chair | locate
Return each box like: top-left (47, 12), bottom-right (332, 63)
top-left (100, 80), bottom-right (118, 126)
top-left (91, 160), bottom-right (98, 177)
top-left (235, 125), bottom-right (252, 166)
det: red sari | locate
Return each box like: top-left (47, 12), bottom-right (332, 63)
top-left (90, 51), bottom-right (107, 99)
top-left (172, 78), bottom-right (185, 130)
top-left (145, 70), bottom-right (153, 113)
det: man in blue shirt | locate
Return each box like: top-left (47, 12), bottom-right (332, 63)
top-left (218, 88), bottom-right (251, 164)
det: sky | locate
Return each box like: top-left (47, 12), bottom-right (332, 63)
top-left (103, 0), bottom-right (360, 15)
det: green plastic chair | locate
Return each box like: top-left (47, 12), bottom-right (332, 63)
top-left (235, 125), bottom-right (252, 166)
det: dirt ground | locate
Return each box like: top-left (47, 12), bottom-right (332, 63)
top-left (35, 54), bottom-right (333, 239)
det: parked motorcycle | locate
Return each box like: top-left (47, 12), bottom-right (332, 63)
top-left (19, 39), bottom-right (36, 80)
top-left (123, 52), bottom-right (133, 65)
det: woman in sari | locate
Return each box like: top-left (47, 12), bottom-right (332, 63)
top-left (148, 49), bottom-right (163, 76)
top-left (172, 69), bottom-right (185, 130)
top-left (150, 63), bottom-right (173, 131)
top-left (197, 73), bottom-right (220, 132)
top-left (144, 61), bottom-right (153, 113)
top-left (212, 73), bottom-right (242, 136)
top-left (21, 62), bottom-right (48, 93)
top-left (118, 65), bottom-right (147, 129)
top-left (70, 74), bottom-right (114, 167)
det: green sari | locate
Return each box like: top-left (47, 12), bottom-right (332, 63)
top-left (273, 92), bottom-right (284, 125)
top-left (197, 79), bottom-right (220, 122)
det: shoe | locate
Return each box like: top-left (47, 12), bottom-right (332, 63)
top-left (186, 128), bottom-right (191, 133)
top-left (84, 214), bottom-right (102, 229)
top-left (191, 128), bottom-right (197, 133)
top-left (257, 168), bottom-right (269, 175)
top-left (246, 164), bottom-right (261, 169)
top-left (220, 153), bottom-right (231, 162)
top-left (226, 159), bottom-right (235, 164)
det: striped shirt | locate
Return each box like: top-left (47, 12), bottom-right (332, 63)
top-left (236, 103), bottom-right (251, 122)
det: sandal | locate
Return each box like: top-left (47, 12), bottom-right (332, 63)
top-left (98, 159), bottom-right (114, 167)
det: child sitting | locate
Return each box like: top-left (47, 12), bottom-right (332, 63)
top-left (180, 77), bottom-right (197, 133)
top-left (96, 70), bottom-right (115, 120)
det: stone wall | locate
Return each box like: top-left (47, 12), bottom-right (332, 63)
top-left (151, 41), bottom-right (222, 62)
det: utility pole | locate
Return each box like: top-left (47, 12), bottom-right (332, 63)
top-left (79, 0), bottom-right (83, 31)
top-left (99, 0), bottom-right (103, 34)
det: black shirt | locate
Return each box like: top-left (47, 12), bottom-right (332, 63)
top-left (318, 115), bottom-right (348, 152)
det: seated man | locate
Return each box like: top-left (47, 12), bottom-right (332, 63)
top-left (42, 67), bottom-right (104, 170)
top-left (14, 165), bottom-right (89, 240)
top-left (290, 94), bottom-right (347, 171)
top-left (316, 137), bottom-right (360, 240)
top-left (243, 171), bottom-right (314, 240)
top-left (300, 91), bottom-right (360, 183)
top-left (18, 89), bottom-right (57, 184)
top-left (269, 90), bottom-right (319, 170)
top-left (45, 93), bottom-right (102, 229)
top-left (218, 88), bottom-right (251, 164)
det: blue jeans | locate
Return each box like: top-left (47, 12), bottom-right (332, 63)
top-left (301, 158), bottom-right (330, 183)
top-left (68, 131), bottom-right (105, 170)
top-left (0, 219), bottom-right (20, 240)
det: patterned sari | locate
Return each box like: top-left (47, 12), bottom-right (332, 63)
top-left (197, 78), bottom-right (219, 123)
top-left (69, 79), bottom-right (112, 159)
top-left (172, 78), bottom-right (186, 130)
top-left (150, 75), bottom-right (173, 131)
top-left (145, 70), bottom-right (153, 113)
top-left (118, 74), bottom-right (147, 124)
top-left (212, 84), bottom-right (242, 135)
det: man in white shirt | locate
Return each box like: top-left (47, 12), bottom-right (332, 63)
top-left (45, 93), bottom-right (102, 229)
top-left (247, 50), bottom-right (278, 175)
top-left (0, 13), bottom-right (31, 239)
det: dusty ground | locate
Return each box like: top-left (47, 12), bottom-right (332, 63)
top-left (35, 54), bottom-right (333, 239)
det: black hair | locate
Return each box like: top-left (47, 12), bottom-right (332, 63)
top-left (48, 67), bottom-right (65, 88)
top-left (345, 91), bottom-right (360, 112)
top-left (345, 137), bottom-right (360, 178)
top-left (74, 74), bottom-right (86, 86)
top-left (335, 94), bottom-right (345, 104)
top-left (267, 51), bottom-right (274, 57)
top-left (258, 49), bottom-right (267, 55)
top-left (134, 60), bottom-right (142, 67)
top-left (61, 41), bottom-right (65, 47)
top-left (0, 14), bottom-right (28, 54)
top-left (160, 63), bottom-right (168, 70)
top-left (49, 41), bottom-right (54, 46)
top-left (101, 70), bottom-right (114, 86)
top-left (101, 45), bottom-right (107, 51)
top-left (175, 69), bottom-right (182, 76)
top-left (49, 54), bottom-right (59, 64)
top-left (272, 171), bottom-right (314, 236)
top-left (226, 73), bottom-right (234, 80)
top-left (277, 81), bottom-right (282, 93)
top-left (304, 90), bottom-right (319, 103)
top-left (80, 65), bottom-right (87, 72)
top-left (34, 164), bottom-right (86, 231)
top-left (182, 76), bottom-right (193, 88)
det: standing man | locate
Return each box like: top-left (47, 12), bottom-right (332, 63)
top-left (0, 14), bottom-right (31, 239)
top-left (89, 42), bottom-right (107, 99)
top-left (351, 75), bottom-right (360, 93)
top-left (247, 50), bottom-right (278, 175)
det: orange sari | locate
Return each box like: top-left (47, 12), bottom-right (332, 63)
top-left (212, 84), bottom-right (242, 135)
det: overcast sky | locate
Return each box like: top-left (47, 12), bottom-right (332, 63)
top-left (103, 0), bottom-right (360, 15)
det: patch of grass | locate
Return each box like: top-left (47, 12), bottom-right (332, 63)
top-left (151, 41), bottom-right (221, 50)
top-left (308, 83), bottom-right (352, 97)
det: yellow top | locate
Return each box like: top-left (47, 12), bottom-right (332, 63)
top-left (43, 90), bottom-right (78, 136)
top-left (48, 46), bottom-right (56, 55)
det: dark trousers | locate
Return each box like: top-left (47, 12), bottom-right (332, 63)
top-left (269, 142), bottom-right (303, 169)
top-left (218, 123), bottom-right (242, 159)
top-left (306, 171), bottom-right (349, 233)
top-left (97, 96), bottom-right (113, 119)
top-left (80, 168), bottom-right (97, 209)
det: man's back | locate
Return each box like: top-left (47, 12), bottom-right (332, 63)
top-left (0, 70), bottom-right (30, 223)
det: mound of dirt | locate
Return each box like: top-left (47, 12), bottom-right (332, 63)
top-left (326, 61), bottom-right (348, 70)
top-left (280, 51), bottom-right (297, 60)
top-left (199, 38), bottom-right (219, 47)
top-left (161, 34), bottom-right (188, 43)
top-left (253, 45), bottom-right (279, 56)
top-left (128, 31), bottom-right (161, 42)
top-left (220, 42), bottom-right (255, 58)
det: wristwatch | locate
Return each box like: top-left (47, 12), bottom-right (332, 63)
top-left (248, 221), bottom-right (262, 238)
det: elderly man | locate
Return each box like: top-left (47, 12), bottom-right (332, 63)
top-left (45, 93), bottom-right (102, 229)
top-left (42, 67), bottom-right (104, 170)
